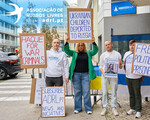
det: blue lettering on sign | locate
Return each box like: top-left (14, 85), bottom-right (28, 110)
top-left (133, 65), bottom-right (150, 75)
top-left (111, 1), bottom-right (136, 16)
top-left (135, 44), bottom-right (150, 54)
top-left (69, 12), bottom-right (91, 19)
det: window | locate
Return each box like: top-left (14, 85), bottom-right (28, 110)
top-left (112, 34), bottom-right (150, 57)
top-left (0, 33), bottom-right (4, 39)
top-left (0, 9), bottom-right (3, 14)
top-left (5, 34), bottom-right (9, 40)
top-left (0, 21), bottom-right (3, 27)
top-left (5, 23), bottom-right (10, 29)
top-left (98, 0), bottom-right (102, 12)
top-left (11, 36), bottom-right (15, 41)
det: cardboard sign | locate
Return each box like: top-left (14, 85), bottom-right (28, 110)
top-left (20, 33), bottom-right (47, 68)
top-left (34, 78), bottom-right (46, 104)
top-left (41, 87), bottom-right (65, 118)
top-left (105, 59), bottom-right (119, 78)
top-left (132, 43), bottom-right (150, 76)
top-left (67, 8), bottom-right (93, 43)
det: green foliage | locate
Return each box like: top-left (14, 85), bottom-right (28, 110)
top-left (40, 23), bottom-right (59, 50)
top-left (22, 2), bottom-right (38, 33)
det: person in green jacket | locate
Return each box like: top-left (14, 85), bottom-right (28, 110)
top-left (64, 36), bottom-right (98, 115)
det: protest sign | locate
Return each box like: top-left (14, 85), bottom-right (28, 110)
top-left (132, 43), bottom-right (150, 76)
top-left (20, 33), bottom-right (47, 68)
top-left (41, 86), bottom-right (65, 118)
top-left (34, 78), bottom-right (46, 104)
top-left (105, 59), bottom-right (119, 78)
top-left (67, 8), bottom-right (93, 43)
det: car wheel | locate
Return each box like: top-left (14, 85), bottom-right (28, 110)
top-left (9, 73), bottom-right (18, 78)
top-left (0, 67), bottom-right (7, 80)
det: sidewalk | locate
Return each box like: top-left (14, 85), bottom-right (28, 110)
top-left (0, 69), bottom-right (149, 120)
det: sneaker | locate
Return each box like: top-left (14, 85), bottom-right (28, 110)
top-left (87, 111), bottom-right (92, 115)
top-left (127, 109), bottom-right (136, 115)
top-left (112, 108), bottom-right (119, 116)
top-left (74, 110), bottom-right (79, 114)
top-left (135, 112), bottom-right (141, 118)
top-left (101, 108), bottom-right (107, 116)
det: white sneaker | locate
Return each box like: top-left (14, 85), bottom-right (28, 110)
top-left (112, 108), bottom-right (119, 116)
top-left (127, 109), bottom-right (136, 115)
top-left (135, 112), bottom-right (141, 118)
top-left (74, 110), bottom-right (79, 114)
top-left (101, 108), bottom-right (107, 116)
top-left (87, 111), bottom-right (92, 115)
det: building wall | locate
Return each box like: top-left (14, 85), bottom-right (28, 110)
top-left (0, 0), bottom-right (19, 52)
top-left (103, 14), bottom-right (150, 42)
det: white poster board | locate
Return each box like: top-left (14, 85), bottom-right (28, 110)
top-left (132, 43), bottom-right (150, 76)
top-left (34, 78), bottom-right (46, 104)
top-left (41, 87), bottom-right (65, 118)
top-left (105, 59), bottom-right (119, 78)
top-left (67, 8), bottom-right (93, 43)
top-left (20, 33), bottom-right (47, 68)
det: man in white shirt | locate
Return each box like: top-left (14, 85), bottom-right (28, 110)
top-left (123, 40), bottom-right (142, 118)
top-left (99, 41), bottom-right (122, 116)
top-left (45, 39), bottom-right (69, 86)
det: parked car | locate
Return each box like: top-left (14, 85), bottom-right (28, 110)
top-left (0, 51), bottom-right (23, 80)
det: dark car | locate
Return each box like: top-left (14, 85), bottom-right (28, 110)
top-left (0, 51), bottom-right (23, 80)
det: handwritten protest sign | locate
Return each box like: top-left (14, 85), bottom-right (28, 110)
top-left (34, 78), bottom-right (46, 104)
top-left (67, 8), bottom-right (93, 43)
top-left (41, 87), bottom-right (65, 118)
top-left (105, 59), bottom-right (119, 78)
top-left (20, 33), bottom-right (47, 68)
top-left (132, 43), bottom-right (150, 76)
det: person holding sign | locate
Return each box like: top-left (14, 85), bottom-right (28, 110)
top-left (99, 41), bottom-right (122, 116)
top-left (44, 39), bottom-right (69, 86)
top-left (64, 36), bottom-right (98, 115)
top-left (123, 40), bottom-right (142, 118)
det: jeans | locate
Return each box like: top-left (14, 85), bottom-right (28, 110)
top-left (46, 76), bottom-right (63, 86)
top-left (101, 75), bottom-right (118, 108)
top-left (126, 78), bottom-right (142, 112)
top-left (72, 72), bottom-right (92, 112)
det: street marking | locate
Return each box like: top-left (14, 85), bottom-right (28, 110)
top-left (0, 90), bottom-right (30, 94)
top-left (0, 86), bottom-right (31, 88)
top-left (0, 82), bottom-right (31, 85)
top-left (0, 96), bottom-right (30, 101)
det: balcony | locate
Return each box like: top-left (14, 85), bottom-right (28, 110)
top-left (0, 26), bottom-right (18, 36)
top-left (0, 15), bottom-right (19, 27)
top-left (0, 1), bottom-right (14, 12)
top-left (0, 39), bottom-right (19, 46)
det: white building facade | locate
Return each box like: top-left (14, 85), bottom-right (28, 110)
top-left (77, 0), bottom-right (150, 60)
top-left (0, 0), bottom-right (19, 52)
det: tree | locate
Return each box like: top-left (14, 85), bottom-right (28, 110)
top-left (40, 23), bottom-right (59, 50)
top-left (22, 2), bottom-right (38, 33)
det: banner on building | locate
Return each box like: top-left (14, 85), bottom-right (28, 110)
top-left (67, 8), bottom-right (93, 43)
top-left (20, 33), bottom-right (47, 68)
top-left (111, 1), bottom-right (136, 16)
